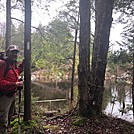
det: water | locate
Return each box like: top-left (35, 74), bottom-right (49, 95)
top-left (103, 80), bottom-right (133, 122)
top-left (31, 81), bottom-right (69, 111)
top-left (104, 100), bottom-right (133, 122)
top-left (32, 80), bottom-right (133, 122)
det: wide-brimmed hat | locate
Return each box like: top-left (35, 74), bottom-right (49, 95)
top-left (6, 45), bottom-right (19, 52)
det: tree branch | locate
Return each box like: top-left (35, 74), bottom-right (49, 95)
top-left (11, 17), bottom-right (48, 42)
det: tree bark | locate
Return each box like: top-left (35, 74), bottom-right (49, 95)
top-left (78, 0), bottom-right (91, 116)
top-left (24, 0), bottom-right (31, 121)
top-left (6, 0), bottom-right (11, 49)
top-left (132, 37), bottom-right (134, 119)
top-left (90, 0), bottom-right (114, 115)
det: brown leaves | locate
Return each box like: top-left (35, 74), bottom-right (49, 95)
top-left (42, 114), bottom-right (134, 134)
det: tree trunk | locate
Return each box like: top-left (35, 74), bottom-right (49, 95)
top-left (78, 0), bottom-right (91, 116)
top-left (132, 37), bottom-right (134, 119)
top-left (24, 0), bottom-right (31, 121)
top-left (90, 0), bottom-right (114, 115)
top-left (6, 0), bottom-right (11, 49)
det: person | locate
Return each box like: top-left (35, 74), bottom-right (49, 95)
top-left (0, 45), bottom-right (24, 134)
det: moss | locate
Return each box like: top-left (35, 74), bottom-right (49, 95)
top-left (72, 116), bottom-right (86, 126)
top-left (43, 125), bottom-right (61, 131)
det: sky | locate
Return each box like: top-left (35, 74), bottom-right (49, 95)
top-left (110, 12), bottom-right (126, 51)
top-left (0, 1), bottom-right (63, 26)
top-left (0, 1), bottom-right (124, 51)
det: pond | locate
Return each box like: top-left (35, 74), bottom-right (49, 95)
top-left (32, 80), bottom-right (133, 122)
top-left (103, 80), bottom-right (133, 122)
top-left (31, 81), bottom-right (69, 112)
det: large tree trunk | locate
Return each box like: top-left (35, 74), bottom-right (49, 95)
top-left (90, 0), bottom-right (114, 115)
top-left (78, 0), bottom-right (91, 116)
top-left (132, 37), bottom-right (134, 118)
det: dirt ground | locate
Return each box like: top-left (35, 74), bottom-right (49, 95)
top-left (41, 112), bottom-right (134, 134)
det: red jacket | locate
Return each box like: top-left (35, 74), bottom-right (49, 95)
top-left (0, 59), bottom-right (23, 93)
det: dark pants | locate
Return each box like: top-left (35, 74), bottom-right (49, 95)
top-left (8, 99), bottom-right (16, 126)
top-left (0, 96), bottom-right (14, 134)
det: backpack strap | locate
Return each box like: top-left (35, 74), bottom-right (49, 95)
top-left (3, 60), bottom-right (9, 77)
top-left (0, 52), bottom-right (5, 60)
top-left (3, 60), bottom-right (18, 77)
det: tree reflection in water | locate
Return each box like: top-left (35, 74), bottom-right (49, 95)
top-left (32, 80), bottom-right (133, 122)
top-left (103, 80), bottom-right (133, 122)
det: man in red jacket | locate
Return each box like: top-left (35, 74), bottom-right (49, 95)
top-left (0, 45), bottom-right (24, 134)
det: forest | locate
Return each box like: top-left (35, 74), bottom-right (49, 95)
top-left (0, 0), bottom-right (134, 133)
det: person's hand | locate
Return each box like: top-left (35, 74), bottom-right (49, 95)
top-left (16, 81), bottom-right (23, 88)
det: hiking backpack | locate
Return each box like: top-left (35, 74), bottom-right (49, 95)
top-left (0, 52), bottom-right (9, 77)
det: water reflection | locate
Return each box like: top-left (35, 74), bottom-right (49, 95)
top-left (103, 80), bottom-right (133, 122)
top-left (32, 80), bottom-right (133, 122)
top-left (31, 82), bottom-right (69, 111)
top-left (31, 82), bottom-right (68, 100)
